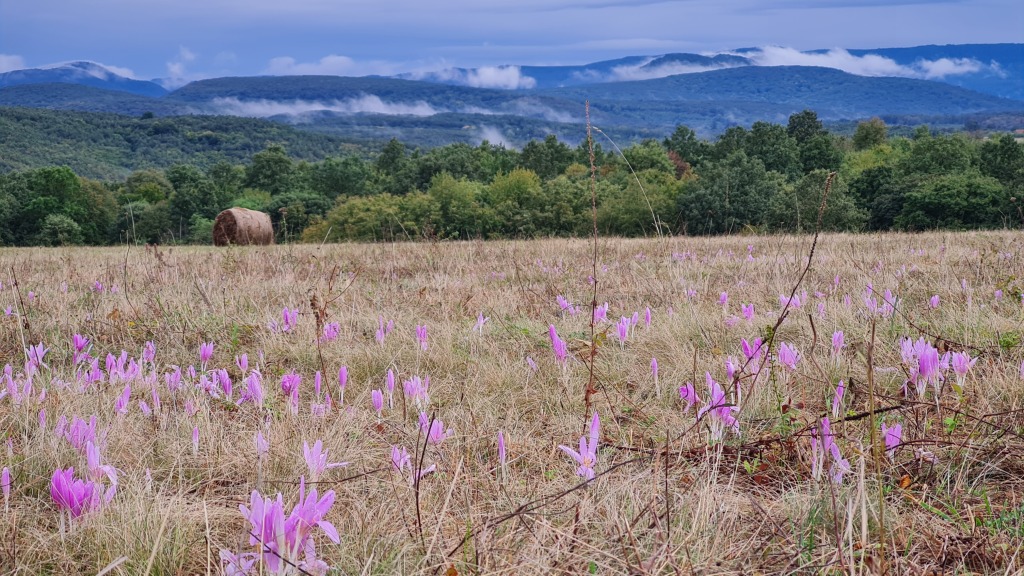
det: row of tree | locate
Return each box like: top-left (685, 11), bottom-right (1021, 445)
top-left (1, 110), bottom-right (1021, 246)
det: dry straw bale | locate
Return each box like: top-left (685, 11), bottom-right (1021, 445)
top-left (212, 208), bottom-right (274, 246)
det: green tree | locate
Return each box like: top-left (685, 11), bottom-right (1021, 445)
top-left (679, 151), bottom-right (785, 235)
top-left (483, 168), bottom-right (546, 237)
top-left (745, 121), bottom-right (801, 178)
top-left (849, 165), bottom-right (904, 231)
top-left (902, 134), bottom-right (976, 176)
top-left (979, 133), bottom-right (1024, 188)
top-left (786, 109), bottom-right (826, 145)
top-left (519, 135), bottom-right (574, 180)
top-left (427, 173), bottom-right (487, 239)
top-left (712, 126), bottom-right (748, 161)
top-left (896, 170), bottom-right (1008, 230)
top-left (852, 117), bottom-right (888, 151)
top-left (309, 156), bottom-right (371, 199)
top-left (246, 144), bottom-right (294, 195)
top-left (37, 214), bottom-right (84, 246)
top-left (78, 178), bottom-right (119, 244)
top-left (766, 170), bottom-right (865, 233)
top-left (663, 125), bottom-right (711, 169)
top-left (621, 140), bottom-right (675, 174)
top-left (799, 134), bottom-right (844, 173)
top-left (123, 169), bottom-right (174, 204)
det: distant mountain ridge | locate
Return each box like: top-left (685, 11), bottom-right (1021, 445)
top-left (0, 44), bottom-right (1021, 149)
top-left (0, 61), bottom-right (168, 97)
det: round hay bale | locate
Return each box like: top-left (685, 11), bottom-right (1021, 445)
top-left (212, 208), bottom-right (275, 246)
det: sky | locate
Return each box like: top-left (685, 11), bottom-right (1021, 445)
top-left (1, 0), bottom-right (1021, 87)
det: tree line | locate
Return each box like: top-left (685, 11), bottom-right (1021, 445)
top-left (1, 110), bottom-right (1022, 246)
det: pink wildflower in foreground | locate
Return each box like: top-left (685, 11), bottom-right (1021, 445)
top-left (832, 380), bottom-right (846, 418)
top-left (199, 342), bottom-right (213, 369)
top-left (371, 389), bottom-right (384, 417)
top-left (416, 324), bottom-right (428, 351)
top-left (929, 295), bottom-right (940, 309)
top-left (50, 467), bottom-right (100, 518)
top-left (321, 322), bottom-right (340, 342)
top-left (810, 418), bottom-right (850, 484)
top-left (679, 381), bottom-right (699, 413)
top-left (548, 325), bottom-right (568, 364)
top-left (390, 445), bottom-right (435, 484)
top-left (778, 342), bottom-right (800, 371)
top-left (741, 304), bottom-right (755, 321)
top-left (302, 440), bottom-right (348, 482)
top-left (949, 351), bottom-right (976, 394)
top-left (697, 372), bottom-right (739, 442)
top-left (558, 412), bottom-right (600, 481)
top-left (2, 466), bottom-right (10, 511)
top-left (498, 431), bottom-right (507, 479)
top-left (228, 479), bottom-right (340, 575)
top-left (419, 412), bottom-right (452, 445)
top-left (881, 422), bottom-right (902, 459)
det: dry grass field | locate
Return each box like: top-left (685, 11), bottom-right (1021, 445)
top-left (2, 232), bottom-right (1024, 574)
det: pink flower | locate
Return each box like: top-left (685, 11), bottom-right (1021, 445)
top-left (832, 331), bottom-right (845, 356)
top-left (321, 322), bottom-right (340, 342)
top-left (929, 295), bottom-right (940, 309)
top-left (238, 479), bottom-right (339, 573)
top-left (497, 431), bottom-right (507, 478)
top-left (416, 325), bottom-right (429, 351)
top-left (679, 381), bottom-right (699, 413)
top-left (199, 342), bottom-right (214, 369)
top-left (1, 466), bottom-right (10, 510)
top-left (50, 467), bottom-right (100, 518)
top-left (697, 372), bottom-right (739, 441)
top-left (371, 389), bottom-right (384, 416)
top-left (302, 439), bottom-right (348, 481)
top-left (558, 412), bottom-right (600, 480)
top-left (337, 366), bottom-right (348, 405)
top-left (419, 412), bottom-right (452, 445)
top-left (881, 422), bottom-right (902, 459)
top-left (741, 304), bottom-right (754, 321)
top-left (832, 380), bottom-right (845, 418)
top-left (549, 325), bottom-right (568, 364)
top-left (778, 342), bottom-right (800, 371)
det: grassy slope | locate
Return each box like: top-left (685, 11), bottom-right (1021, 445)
top-left (0, 232), bottom-right (1021, 573)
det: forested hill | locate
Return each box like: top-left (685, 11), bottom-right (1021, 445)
top-left (0, 107), bottom-right (353, 180)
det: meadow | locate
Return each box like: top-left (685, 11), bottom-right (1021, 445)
top-left (1, 231), bottom-right (1023, 574)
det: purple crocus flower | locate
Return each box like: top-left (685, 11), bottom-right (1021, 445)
top-left (832, 380), bottom-right (845, 418)
top-left (115, 384), bottom-right (131, 415)
top-left (881, 422), bottom-right (902, 459)
top-left (371, 389), bottom-right (384, 417)
top-left (741, 304), bottom-right (755, 321)
top-left (697, 372), bottom-right (739, 442)
top-left (549, 325), bottom-right (568, 364)
top-left (50, 467), bottom-right (100, 518)
top-left (416, 325), bottom-right (428, 351)
top-left (558, 412), bottom-right (600, 481)
top-left (679, 381), bottom-right (699, 413)
top-left (199, 342), bottom-right (213, 369)
top-left (302, 439), bottom-right (348, 481)
top-left (832, 331), bottom-right (845, 356)
top-left (337, 366), bottom-right (348, 405)
top-left (1, 466), bottom-right (10, 511)
top-left (498, 431), bottom-right (507, 479)
top-left (929, 295), bottom-right (940, 309)
top-left (778, 342), bottom-right (800, 371)
top-left (419, 412), bottom-right (452, 445)
top-left (321, 322), bottom-right (340, 342)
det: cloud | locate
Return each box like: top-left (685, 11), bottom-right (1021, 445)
top-left (37, 60), bottom-right (138, 79)
top-left (914, 57), bottom-right (984, 79)
top-left (477, 126), bottom-right (516, 149)
top-left (745, 46), bottom-right (993, 79)
top-left (464, 66), bottom-right (537, 89)
top-left (263, 55), bottom-right (405, 77)
top-left (0, 54), bottom-right (27, 73)
top-left (163, 46), bottom-right (200, 88)
top-left (206, 95), bottom-right (440, 117)
top-left (410, 65), bottom-right (537, 89)
top-left (606, 58), bottom-right (739, 81)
